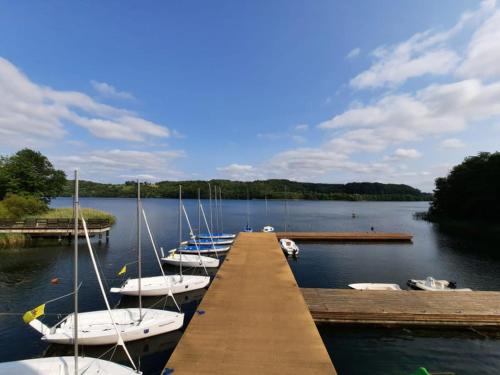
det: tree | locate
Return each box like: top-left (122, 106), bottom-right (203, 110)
top-left (429, 152), bottom-right (500, 221)
top-left (0, 149), bottom-right (66, 203)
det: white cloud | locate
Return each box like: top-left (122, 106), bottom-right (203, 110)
top-left (457, 10), bottom-right (500, 79)
top-left (346, 48), bottom-right (361, 59)
top-left (350, 0), bottom-right (496, 89)
top-left (91, 80), bottom-right (134, 100)
top-left (216, 164), bottom-right (260, 180)
top-left (440, 138), bottom-right (465, 149)
top-left (0, 57), bottom-right (170, 146)
top-left (53, 149), bottom-right (185, 182)
top-left (294, 124), bottom-right (309, 131)
top-left (384, 148), bottom-right (422, 161)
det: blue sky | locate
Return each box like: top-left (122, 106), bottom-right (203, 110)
top-left (1, 0), bottom-right (499, 191)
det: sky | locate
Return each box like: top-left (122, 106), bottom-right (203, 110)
top-left (1, 0), bottom-right (500, 191)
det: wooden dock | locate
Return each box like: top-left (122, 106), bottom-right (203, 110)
top-left (276, 231), bottom-right (413, 242)
top-left (302, 288), bottom-right (500, 328)
top-left (165, 233), bottom-right (336, 374)
top-left (0, 218), bottom-right (111, 237)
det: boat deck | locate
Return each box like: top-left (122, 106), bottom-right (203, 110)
top-left (303, 288), bottom-right (500, 327)
top-left (275, 231), bottom-right (413, 242)
top-left (165, 232), bottom-right (336, 374)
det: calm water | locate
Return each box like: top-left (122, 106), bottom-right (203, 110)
top-left (1, 198), bottom-right (500, 374)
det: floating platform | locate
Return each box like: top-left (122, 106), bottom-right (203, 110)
top-left (302, 288), bottom-right (500, 328)
top-left (275, 231), bottom-right (413, 242)
top-left (0, 218), bottom-right (111, 237)
top-left (165, 232), bottom-right (336, 374)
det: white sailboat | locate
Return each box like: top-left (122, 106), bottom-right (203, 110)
top-left (162, 190), bottom-right (220, 268)
top-left (1, 171), bottom-right (140, 374)
top-left (262, 195), bottom-right (275, 232)
top-left (111, 184), bottom-right (210, 297)
top-left (28, 180), bottom-right (184, 346)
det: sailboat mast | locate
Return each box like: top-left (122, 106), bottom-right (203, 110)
top-left (265, 195), bottom-right (268, 221)
top-left (246, 187), bottom-right (250, 228)
top-left (284, 186), bottom-right (289, 233)
top-left (179, 185), bottom-right (183, 279)
top-left (197, 188), bottom-right (201, 236)
top-left (137, 180), bottom-right (142, 320)
top-left (208, 182), bottom-right (213, 233)
top-left (219, 187), bottom-right (223, 233)
top-left (214, 186), bottom-right (219, 234)
top-left (73, 170), bottom-right (79, 374)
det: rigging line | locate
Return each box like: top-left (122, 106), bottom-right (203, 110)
top-left (142, 207), bottom-right (181, 313)
top-left (81, 215), bottom-right (138, 372)
top-left (199, 202), bottom-right (219, 258)
top-left (182, 204), bottom-right (209, 276)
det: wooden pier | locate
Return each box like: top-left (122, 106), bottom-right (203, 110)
top-left (276, 231), bottom-right (413, 242)
top-left (165, 233), bottom-right (336, 374)
top-left (302, 288), bottom-right (500, 328)
top-left (0, 218), bottom-right (111, 238)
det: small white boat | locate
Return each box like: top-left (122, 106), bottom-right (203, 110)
top-left (110, 274), bottom-right (210, 296)
top-left (162, 252), bottom-right (220, 268)
top-left (0, 356), bottom-right (141, 375)
top-left (262, 226), bottom-right (275, 232)
top-left (29, 308), bottom-right (184, 346)
top-left (349, 283), bottom-right (402, 291)
top-left (407, 277), bottom-right (472, 291)
top-left (279, 238), bottom-right (299, 256)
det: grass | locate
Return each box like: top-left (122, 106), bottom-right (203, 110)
top-left (37, 207), bottom-right (116, 225)
top-left (0, 233), bottom-right (28, 248)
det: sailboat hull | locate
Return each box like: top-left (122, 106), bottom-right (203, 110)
top-left (177, 245), bottom-right (230, 254)
top-left (0, 356), bottom-right (140, 375)
top-left (110, 275), bottom-right (210, 296)
top-left (187, 238), bottom-right (234, 245)
top-left (162, 253), bottom-right (220, 268)
top-left (32, 308), bottom-right (184, 346)
top-left (197, 233), bottom-right (236, 239)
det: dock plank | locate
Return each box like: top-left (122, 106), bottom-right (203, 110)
top-left (165, 233), bottom-right (336, 375)
top-left (275, 231), bottom-right (413, 242)
top-left (302, 288), bottom-right (500, 327)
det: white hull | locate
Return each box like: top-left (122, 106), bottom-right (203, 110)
top-left (110, 275), bottom-right (210, 296)
top-left (197, 233), bottom-right (235, 239)
top-left (161, 253), bottom-right (220, 268)
top-left (262, 226), bottom-right (275, 232)
top-left (186, 239), bottom-right (234, 246)
top-left (0, 356), bottom-right (139, 375)
top-left (30, 308), bottom-right (184, 345)
top-left (279, 239), bottom-right (299, 256)
top-left (349, 283), bottom-right (402, 291)
top-left (177, 246), bottom-right (231, 254)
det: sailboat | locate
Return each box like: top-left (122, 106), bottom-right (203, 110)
top-left (162, 190), bottom-right (220, 268)
top-left (110, 184), bottom-right (210, 297)
top-left (243, 187), bottom-right (253, 232)
top-left (27, 180), bottom-right (184, 346)
top-left (262, 195), bottom-right (275, 232)
top-left (0, 171), bottom-right (140, 374)
top-left (280, 187), bottom-right (299, 257)
top-left (197, 186), bottom-right (235, 239)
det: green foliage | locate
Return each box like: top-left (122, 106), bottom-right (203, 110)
top-left (0, 149), bottom-right (66, 203)
top-left (0, 194), bottom-right (48, 219)
top-left (429, 152), bottom-right (500, 221)
top-left (61, 179), bottom-right (431, 201)
top-left (37, 207), bottom-right (116, 225)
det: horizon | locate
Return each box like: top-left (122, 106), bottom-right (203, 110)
top-left (1, 1), bottom-right (500, 191)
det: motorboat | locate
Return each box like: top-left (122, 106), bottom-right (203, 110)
top-left (349, 283), bottom-right (402, 291)
top-left (0, 356), bottom-right (141, 375)
top-left (280, 238), bottom-right (299, 256)
top-left (407, 277), bottom-right (472, 291)
top-left (262, 226), bottom-right (275, 232)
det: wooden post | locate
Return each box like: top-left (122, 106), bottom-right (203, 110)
top-left (106, 230), bottom-right (110, 243)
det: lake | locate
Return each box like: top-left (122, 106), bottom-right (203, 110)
top-left (1, 198), bottom-right (499, 374)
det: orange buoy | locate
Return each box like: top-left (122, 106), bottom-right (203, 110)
top-left (51, 277), bottom-right (60, 284)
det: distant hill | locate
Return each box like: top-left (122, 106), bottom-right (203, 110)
top-left (61, 179), bottom-right (431, 201)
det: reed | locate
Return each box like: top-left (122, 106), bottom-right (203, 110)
top-left (37, 207), bottom-right (116, 225)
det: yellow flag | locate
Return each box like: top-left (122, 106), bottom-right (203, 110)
top-left (23, 304), bottom-right (45, 324)
top-left (118, 265), bottom-right (127, 276)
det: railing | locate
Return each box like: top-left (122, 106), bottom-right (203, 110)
top-left (0, 218), bottom-right (111, 230)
